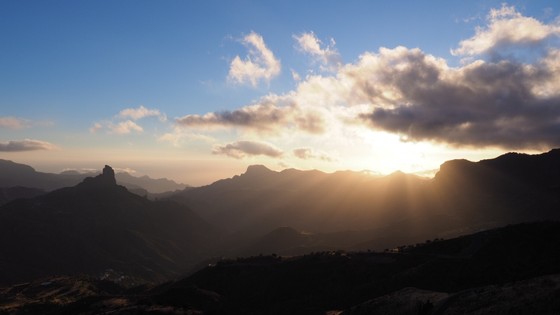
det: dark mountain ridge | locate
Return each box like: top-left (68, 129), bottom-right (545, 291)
top-left (3, 221), bottom-right (559, 314)
top-left (0, 166), bottom-right (215, 286)
top-left (169, 149), bottom-right (560, 254)
top-left (0, 159), bottom-right (187, 195)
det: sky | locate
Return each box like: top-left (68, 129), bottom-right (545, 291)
top-left (1, 0), bottom-right (560, 185)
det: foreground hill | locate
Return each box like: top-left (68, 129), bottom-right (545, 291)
top-left (0, 166), bottom-right (215, 285)
top-left (2, 221), bottom-right (560, 314)
top-left (169, 149), bottom-right (560, 252)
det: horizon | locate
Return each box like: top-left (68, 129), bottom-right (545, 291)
top-left (2, 1), bottom-right (560, 185)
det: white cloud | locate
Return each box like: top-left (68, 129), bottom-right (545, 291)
top-left (452, 4), bottom-right (560, 57)
top-left (212, 140), bottom-right (283, 159)
top-left (118, 105), bottom-right (167, 122)
top-left (0, 139), bottom-right (56, 152)
top-left (0, 116), bottom-right (27, 129)
top-left (228, 32), bottom-right (281, 87)
top-left (91, 105), bottom-right (166, 135)
top-left (110, 120), bottom-right (143, 135)
top-left (294, 31), bottom-right (342, 70)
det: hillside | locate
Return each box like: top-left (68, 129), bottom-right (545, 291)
top-left (168, 149), bottom-right (560, 252)
top-left (2, 221), bottom-right (560, 314)
top-left (0, 166), bottom-right (215, 285)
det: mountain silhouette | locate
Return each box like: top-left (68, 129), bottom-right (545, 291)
top-left (169, 149), bottom-right (560, 253)
top-left (0, 159), bottom-right (187, 194)
top-left (0, 165), bottom-right (215, 285)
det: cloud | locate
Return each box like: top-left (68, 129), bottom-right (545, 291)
top-left (228, 32), bottom-right (281, 86)
top-left (176, 96), bottom-right (326, 134)
top-left (356, 45), bottom-right (560, 148)
top-left (176, 5), bottom-right (560, 151)
top-left (118, 105), bottom-right (167, 121)
top-left (91, 105), bottom-right (166, 135)
top-left (0, 139), bottom-right (56, 152)
top-left (294, 32), bottom-right (342, 70)
top-left (212, 140), bottom-right (283, 159)
top-left (109, 120), bottom-right (143, 135)
top-left (293, 148), bottom-right (334, 161)
top-left (452, 4), bottom-right (560, 57)
top-left (113, 167), bottom-right (137, 174)
top-left (0, 116), bottom-right (27, 129)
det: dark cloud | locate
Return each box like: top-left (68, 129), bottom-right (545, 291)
top-left (357, 47), bottom-right (560, 149)
top-left (0, 139), bottom-right (55, 152)
top-left (176, 101), bottom-right (326, 134)
top-left (212, 140), bottom-right (283, 159)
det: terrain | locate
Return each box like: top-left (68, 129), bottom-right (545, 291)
top-left (0, 166), bottom-right (215, 285)
top-left (0, 149), bottom-right (560, 313)
top-left (2, 221), bottom-right (560, 314)
top-left (169, 149), bottom-right (560, 254)
top-left (0, 159), bottom-right (187, 204)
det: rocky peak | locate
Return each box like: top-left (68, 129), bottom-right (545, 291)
top-left (244, 165), bottom-right (273, 176)
top-left (80, 165), bottom-right (117, 187)
top-left (102, 165), bottom-right (116, 184)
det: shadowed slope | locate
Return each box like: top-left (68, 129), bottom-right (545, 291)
top-left (0, 166), bottom-right (215, 285)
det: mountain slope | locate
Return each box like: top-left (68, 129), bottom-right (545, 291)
top-left (168, 149), bottom-right (560, 252)
top-left (7, 221), bottom-right (559, 314)
top-left (0, 166), bottom-right (215, 285)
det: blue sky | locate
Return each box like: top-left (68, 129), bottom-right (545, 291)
top-left (1, 1), bottom-right (560, 185)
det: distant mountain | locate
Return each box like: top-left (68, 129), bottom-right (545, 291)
top-left (115, 172), bottom-right (189, 194)
top-left (168, 149), bottom-right (560, 252)
top-left (0, 165), bottom-right (216, 285)
top-left (4, 221), bottom-right (559, 314)
top-left (0, 159), bottom-right (188, 194)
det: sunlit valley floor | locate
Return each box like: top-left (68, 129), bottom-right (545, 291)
top-left (1, 149), bottom-right (560, 314)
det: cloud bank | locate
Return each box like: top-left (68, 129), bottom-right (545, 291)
top-left (228, 32), bottom-right (281, 87)
top-left (174, 5), bottom-right (560, 161)
top-left (0, 139), bottom-right (56, 152)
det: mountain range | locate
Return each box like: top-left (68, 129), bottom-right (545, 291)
top-left (0, 166), bottom-right (215, 285)
top-left (0, 149), bottom-right (559, 298)
top-left (168, 149), bottom-right (560, 254)
top-left (0, 159), bottom-right (187, 201)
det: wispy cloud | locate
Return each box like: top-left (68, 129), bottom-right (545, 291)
top-left (0, 116), bottom-right (28, 129)
top-left (293, 148), bottom-right (334, 161)
top-left (110, 120), bottom-right (144, 135)
top-left (91, 105), bottom-right (165, 135)
top-left (0, 139), bottom-right (56, 152)
top-left (212, 140), bottom-right (283, 159)
top-left (118, 105), bottom-right (167, 122)
top-left (228, 32), bottom-right (281, 87)
top-left (294, 31), bottom-right (342, 71)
